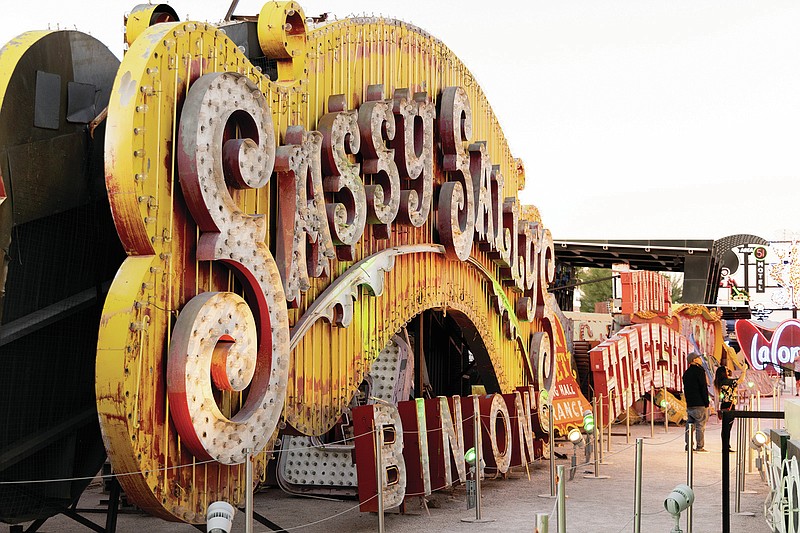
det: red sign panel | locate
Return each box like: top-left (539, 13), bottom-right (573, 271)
top-left (590, 323), bottom-right (689, 422)
top-left (620, 271), bottom-right (671, 315)
top-left (736, 319), bottom-right (800, 373)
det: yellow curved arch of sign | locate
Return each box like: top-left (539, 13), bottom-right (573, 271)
top-left (286, 244), bottom-right (534, 434)
top-left (0, 30), bottom-right (50, 103)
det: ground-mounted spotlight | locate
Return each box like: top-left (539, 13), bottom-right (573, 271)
top-left (465, 446), bottom-right (477, 465)
top-left (464, 446), bottom-right (484, 472)
top-left (567, 428), bottom-right (584, 480)
top-left (207, 501), bottom-right (235, 533)
top-left (750, 430), bottom-right (768, 450)
top-left (664, 484), bottom-right (694, 533)
top-left (751, 430), bottom-right (768, 479)
top-left (582, 409), bottom-right (595, 434)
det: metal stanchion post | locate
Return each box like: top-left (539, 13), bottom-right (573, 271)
top-left (599, 395), bottom-right (612, 465)
top-left (687, 424), bottom-right (694, 533)
top-left (535, 513), bottom-right (549, 533)
top-left (662, 366), bottom-right (668, 434)
top-left (598, 395), bottom-right (605, 463)
top-left (607, 390), bottom-right (613, 452)
top-left (757, 391), bottom-right (762, 432)
top-left (549, 406), bottom-right (555, 495)
top-left (734, 412), bottom-right (756, 515)
top-left (585, 396), bottom-right (609, 479)
top-left (734, 418), bottom-right (742, 514)
top-left (474, 414), bottom-right (482, 522)
top-left (633, 438), bottom-right (643, 533)
top-left (375, 422), bottom-right (385, 533)
top-left (772, 381), bottom-right (781, 429)
top-left (539, 405), bottom-right (556, 498)
top-left (626, 388), bottom-right (631, 444)
top-left (747, 396), bottom-right (755, 474)
top-left (245, 449), bottom-right (253, 533)
top-left (773, 382), bottom-right (779, 429)
top-left (650, 389), bottom-right (655, 438)
top-left (557, 465), bottom-right (566, 533)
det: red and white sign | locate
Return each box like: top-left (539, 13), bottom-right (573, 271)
top-left (736, 319), bottom-right (800, 373)
top-left (619, 271), bottom-right (672, 316)
top-left (589, 323), bottom-right (689, 422)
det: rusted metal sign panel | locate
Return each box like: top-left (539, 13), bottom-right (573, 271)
top-left (353, 392), bottom-right (542, 509)
top-left (589, 306), bottom-right (730, 423)
top-left (90, 1), bottom-right (562, 522)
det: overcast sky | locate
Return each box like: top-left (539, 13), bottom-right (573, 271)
top-left (2, 1), bottom-right (798, 242)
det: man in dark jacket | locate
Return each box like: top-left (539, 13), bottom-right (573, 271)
top-left (683, 352), bottom-right (710, 452)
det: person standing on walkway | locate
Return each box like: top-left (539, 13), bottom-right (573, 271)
top-left (793, 355), bottom-right (800, 396)
top-left (683, 352), bottom-right (710, 452)
top-left (714, 365), bottom-right (738, 453)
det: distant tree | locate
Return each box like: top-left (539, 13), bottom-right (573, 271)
top-left (577, 268), bottom-right (613, 312)
top-left (670, 278), bottom-right (683, 303)
top-left (663, 272), bottom-right (683, 304)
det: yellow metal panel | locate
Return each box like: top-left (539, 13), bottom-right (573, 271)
top-left (99, 21), bottom-right (281, 522)
top-left (0, 31), bottom-right (51, 101)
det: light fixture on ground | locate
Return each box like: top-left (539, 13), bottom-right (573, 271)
top-left (750, 430), bottom-right (768, 480)
top-left (664, 484), bottom-right (694, 533)
top-left (462, 443), bottom-right (494, 523)
top-left (207, 501), bottom-right (235, 533)
top-left (751, 430), bottom-right (768, 449)
top-left (582, 409), bottom-right (595, 433)
top-left (465, 444), bottom-right (477, 511)
top-left (465, 446), bottom-right (477, 465)
top-left (582, 409), bottom-right (595, 465)
top-left (567, 428), bottom-right (584, 480)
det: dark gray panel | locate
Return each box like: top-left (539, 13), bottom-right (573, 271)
top-left (34, 71), bottom-right (61, 130)
top-left (220, 21), bottom-right (261, 59)
top-left (683, 255), bottom-right (712, 304)
top-left (8, 132), bottom-right (89, 225)
top-left (66, 81), bottom-right (97, 124)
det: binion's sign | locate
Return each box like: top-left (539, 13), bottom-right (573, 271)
top-left (619, 271), bottom-right (671, 316)
top-left (736, 319), bottom-right (800, 372)
top-left (350, 389), bottom-right (544, 510)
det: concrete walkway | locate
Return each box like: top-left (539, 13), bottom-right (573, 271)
top-left (11, 396), bottom-right (784, 533)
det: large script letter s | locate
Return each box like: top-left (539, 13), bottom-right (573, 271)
top-left (358, 84), bottom-right (401, 239)
top-left (391, 89), bottom-right (435, 227)
top-left (438, 86), bottom-right (476, 261)
top-left (318, 94), bottom-right (367, 260)
top-left (171, 72), bottom-right (290, 464)
top-left (274, 126), bottom-right (336, 307)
